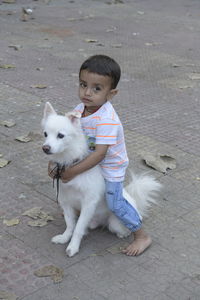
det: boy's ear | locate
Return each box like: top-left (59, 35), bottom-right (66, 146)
top-left (65, 111), bottom-right (81, 125)
top-left (108, 89), bottom-right (118, 100)
top-left (43, 102), bottom-right (57, 119)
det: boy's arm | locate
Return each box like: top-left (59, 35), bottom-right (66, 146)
top-left (60, 144), bottom-right (109, 183)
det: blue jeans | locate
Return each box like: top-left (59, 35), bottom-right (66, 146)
top-left (105, 180), bottom-right (142, 232)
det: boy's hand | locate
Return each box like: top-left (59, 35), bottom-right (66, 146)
top-left (60, 166), bottom-right (76, 183)
top-left (48, 161), bottom-right (58, 179)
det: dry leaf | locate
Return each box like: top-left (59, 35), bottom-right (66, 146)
top-left (106, 245), bottom-right (122, 254)
top-left (34, 265), bottom-right (64, 283)
top-left (22, 207), bottom-right (54, 227)
top-left (28, 219), bottom-right (48, 227)
top-left (70, 73), bottom-right (79, 77)
top-left (0, 158), bottom-right (10, 168)
top-left (2, 0), bottom-right (16, 3)
top-left (106, 242), bottom-right (129, 254)
top-left (0, 291), bottom-right (17, 300)
top-left (111, 43), bottom-right (122, 48)
top-left (30, 84), bottom-right (47, 89)
top-left (8, 45), bottom-right (22, 51)
top-left (3, 218), bottom-right (20, 227)
top-left (22, 207), bottom-right (44, 219)
top-left (142, 152), bottom-right (176, 173)
top-left (15, 131), bottom-right (41, 143)
top-left (22, 207), bottom-right (54, 221)
top-left (84, 39), bottom-right (98, 43)
top-left (67, 15), bottom-right (94, 21)
top-left (15, 134), bottom-right (32, 143)
top-left (171, 63), bottom-right (181, 68)
top-left (0, 64), bottom-right (16, 69)
top-left (188, 73), bottom-right (200, 80)
top-left (0, 120), bottom-right (16, 127)
top-left (137, 11), bottom-right (144, 15)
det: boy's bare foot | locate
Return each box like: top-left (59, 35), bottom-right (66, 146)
top-left (122, 229), bottom-right (152, 256)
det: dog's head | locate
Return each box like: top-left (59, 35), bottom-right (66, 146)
top-left (42, 102), bottom-right (81, 155)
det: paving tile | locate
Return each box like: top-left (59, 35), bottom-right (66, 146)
top-left (1, 0), bottom-right (200, 299)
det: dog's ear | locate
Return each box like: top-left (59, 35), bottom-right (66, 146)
top-left (65, 111), bottom-right (81, 125)
top-left (43, 102), bottom-right (57, 119)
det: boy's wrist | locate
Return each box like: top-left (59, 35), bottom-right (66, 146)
top-left (60, 165), bottom-right (77, 182)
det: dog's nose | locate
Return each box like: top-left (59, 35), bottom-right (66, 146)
top-left (42, 145), bottom-right (51, 154)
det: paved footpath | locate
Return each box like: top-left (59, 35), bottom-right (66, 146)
top-left (0, 0), bottom-right (200, 299)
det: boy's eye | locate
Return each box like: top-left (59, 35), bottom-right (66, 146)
top-left (80, 82), bottom-right (87, 88)
top-left (57, 133), bottom-right (64, 139)
top-left (93, 86), bottom-right (101, 92)
top-left (44, 132), bottom-right (47, 137)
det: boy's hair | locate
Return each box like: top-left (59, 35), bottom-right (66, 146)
top-left (79, 54), bottom-right (121, 89)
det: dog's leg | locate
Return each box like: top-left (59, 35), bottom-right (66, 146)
top-left (51, 206), bottom-right (76, 244)
top-left (108, 213), bottom-right (131, 238)
top-left (66, 204), bottom-right (96, 257)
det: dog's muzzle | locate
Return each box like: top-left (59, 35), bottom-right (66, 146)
top-left (42, 145), bottom-right (51, 154)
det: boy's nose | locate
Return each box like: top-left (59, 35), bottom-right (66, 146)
top-left (85, 88), bottom-right (92, 96)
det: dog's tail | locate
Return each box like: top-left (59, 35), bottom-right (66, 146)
top-left (124, 171), bottom-right (162, 218)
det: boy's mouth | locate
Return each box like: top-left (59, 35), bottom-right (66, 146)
top-left (82, 98), bottom-right (92, 103)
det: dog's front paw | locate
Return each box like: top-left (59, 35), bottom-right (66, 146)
top-left (51, 234), bottom-right (68, 244)
top-left (66, 244), bottom-right (79, 257)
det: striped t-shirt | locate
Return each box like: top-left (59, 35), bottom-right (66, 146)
top-left (74, 101), bottom-right (129, 182)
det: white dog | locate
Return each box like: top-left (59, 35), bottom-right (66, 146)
top-left (42, 102), bottom-right (161, 257)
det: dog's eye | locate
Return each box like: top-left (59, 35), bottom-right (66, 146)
top-left (44, 132), bottom-right (47, 137)
top-left (57, 133), bottom-right (64, 139)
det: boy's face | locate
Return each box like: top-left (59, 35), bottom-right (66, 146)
top-left (79, 70), bottom-right (118, 109)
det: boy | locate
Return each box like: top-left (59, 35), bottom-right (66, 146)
top-left (49, 55), bottom-right (152, 256)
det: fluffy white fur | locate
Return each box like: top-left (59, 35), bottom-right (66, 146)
top-left (42, 102), bottom-right (161, 257)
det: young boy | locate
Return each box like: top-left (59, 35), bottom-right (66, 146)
top-left (49, 54), bottom-right (152, 256)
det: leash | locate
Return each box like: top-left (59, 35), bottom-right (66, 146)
top-left (51, 163), bottom-right (65, 202)
top-left (50, 159), bottom-right (80, 202)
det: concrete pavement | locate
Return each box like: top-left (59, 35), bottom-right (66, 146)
top-left (0, 0), bottom-right (200, 299)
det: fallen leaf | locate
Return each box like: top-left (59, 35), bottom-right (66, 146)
top-left (106, 242), bottom-right (129, 254)
top-left (0, 291), bottom-right (17, 300)
top-left (3, 218), bottom-right (20, 227)
top-left (84, 38), bottom-right (98, 43)
top-left (171, 63), bottom-right (181, 68)
top-left (0, 64), bottom-right (16, 69)
top-left (22, 8), bottom-right (33, 15)
top-left (111, 43), bottom-right (122, 48)
top-left (141, 152), bottom-right (176, 173)
top-left (22, 207), bottom-right (54, 227)
top-left (0, 158), bottom-right (11, 168)
top-left (67, 15), bottom-right (94, 21)
top-left (70, 73), bottom-right (79, 77)
top-left (188, 73), bottom-right (200, 80)
top-left (145, 42), bottom-right (162, 46)
top-left (2, 0), bottom-right (16, 3)
top-left (30, 84), bottom-right (47, 89)
top-left (106, 245), bottom-right (122, 254)
top-left (8, 45), bottom-right (22, 51)
top-left (28, 219), bottom-right (48, 227)
top-left (0, 120), bottom-right (16, 127)
top-left (22, 207), bottom-right (54, 221)
top-left (96, 43), bottom-right (105, 47)
top-left (15, 134), bottom-right (32, 143)
top-left (178, 84), bottom-right (194, 89)
top-left (137, 11), bottom-right (144, 15)
top-left (36, 67), bottom-right (44, 71)
top-left (34, 265), bottom-right (64, 283)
